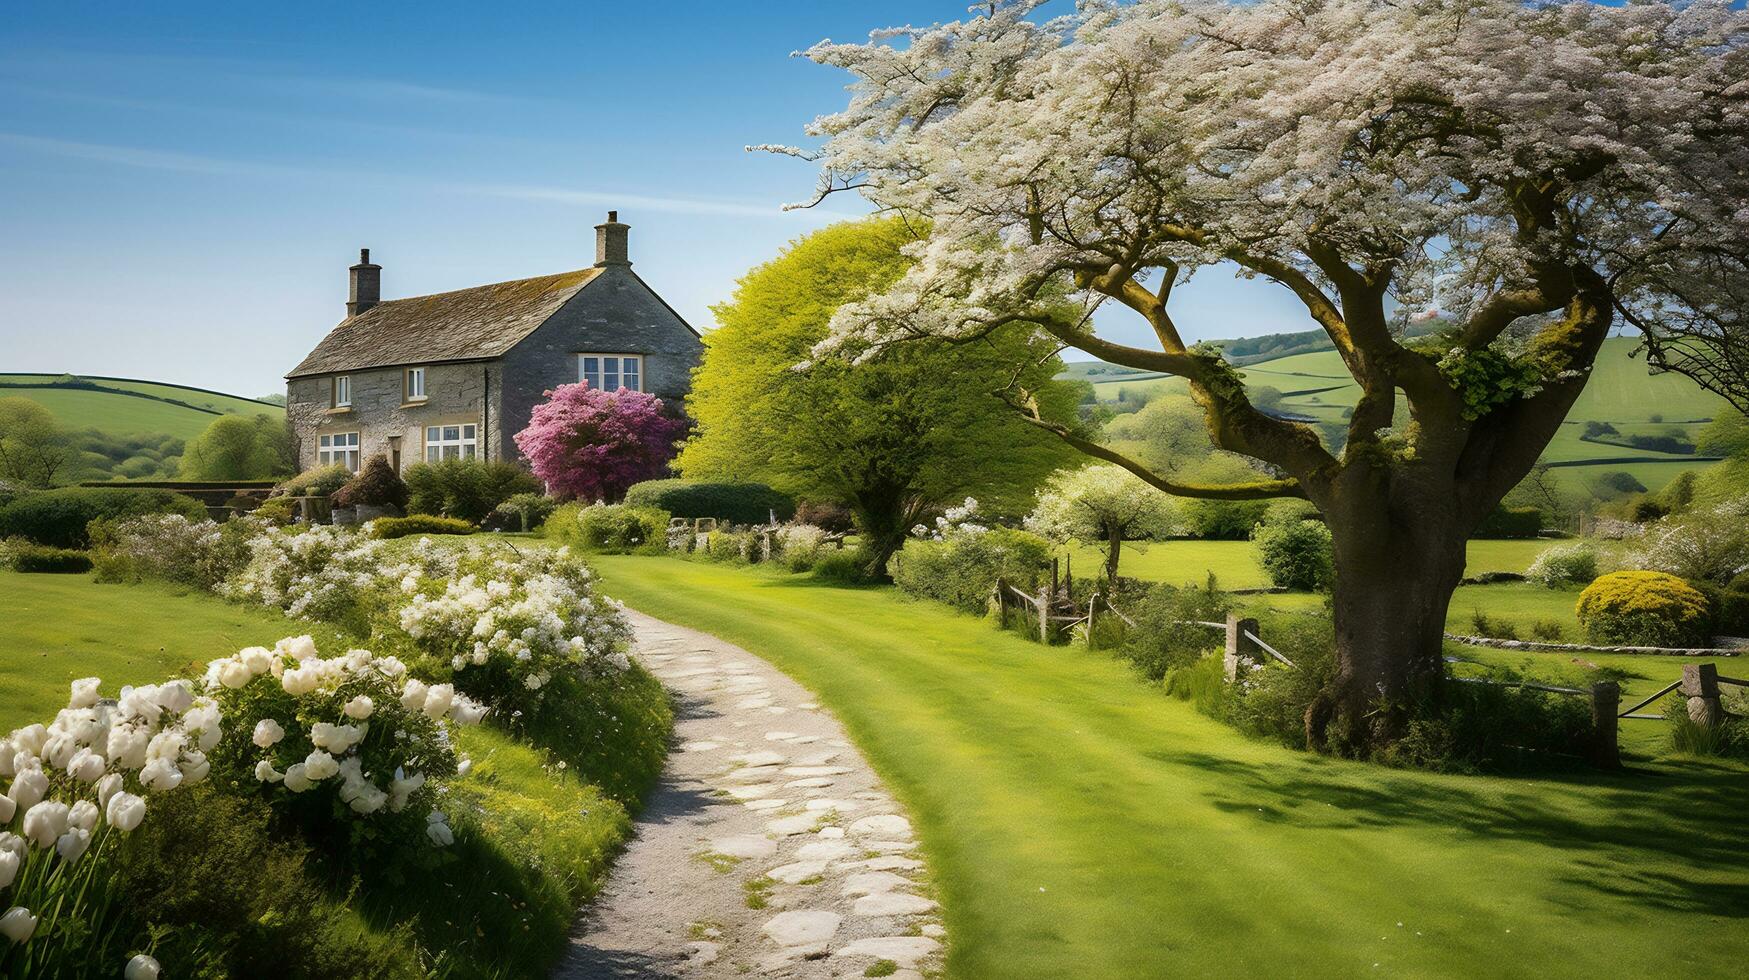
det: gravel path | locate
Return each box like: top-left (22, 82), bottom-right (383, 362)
top-left (555, 609), bottom-right (945, 979)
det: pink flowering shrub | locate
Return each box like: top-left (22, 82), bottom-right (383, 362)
top-left (513, 383), bottom-right (684, 502)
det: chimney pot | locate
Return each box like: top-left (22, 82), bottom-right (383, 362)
top-left (348, 247), bottom-right (381, 317)
top-left (594, 211), bottom-right (630, 268)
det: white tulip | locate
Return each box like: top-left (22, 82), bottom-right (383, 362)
top-left (0, 851), bottom-right (16, 889)
top-left (0, 740), bottom-right (14, 778)
top-left (343, 695), bottom-right (374, 720)
top-left (217, 659), bottom-right (253, 689)
top-left (68, 677), bottom-right (102, 709)
top-left (282, 763), bottom-right (311, 792)
top-left (105, 792), bottom-right (146, 832)
top-left (125, 953), bottom-right (161, 980)
top-left (138, 758), bottom-right (182, 792)
top-left (400, 679), bottom-right (429, 712)
top-left (254, 760), bottom-right (284, 783)
top-left (0, 833), bottom-right (23, 859)
top-left (156, 681), bottom-right (194, 715)
top-left (425, 811), bottom-right (454, 847)
top-left (96, 772), bottom-right (123, 809)
top-left (7, 769), bottom-right (47, 809)
top-left (144, 730), bottom-right (185, 762)
top-left (422, 684), bottom-right (455, 720)
top-left (55, 828), bottom-right (91, 863)
top-left (67, 799), bottom-right (99, 833)
top-left (240, 646), bottom-right (273, 674)
top-left (252, 718), bottom-right (285, 748)
top-left (65, 747), bottom-right (106, 783)
top-left (302, 751), bottom-right (339, 781)
top-left (0, 906), bottom-right (37, 943)
top-left (21, 801), bottom-right (69, 849)
top-left (41, 733), bottom-right (76, 769)
top-left (277, 634), bottom-right (318, 661)
top-left (9, 725), bottom-right (45, 757)
top-left (179, 751), bottom-right (210, 785)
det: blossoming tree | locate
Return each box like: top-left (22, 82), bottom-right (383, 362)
top-left (1026, 465), bottom-right (1178, 585)
top-left (514, 383), bottom-right (685, 502)
top-left (775, 0), bottom-right (1749, 752)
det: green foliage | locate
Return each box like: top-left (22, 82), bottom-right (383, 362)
top-left (888, 527), bottom-right (1054, 613)
top-left (486, 492), bottom-right (558, 532)
top-left (332, 455), bottom-right (410, 511)
top-left (1576, 570), bottom-right (1712, 647)
top-left (677, 217), bottom-right (1078, 565)
top-left (624, 478), bottom-right (795, 525)
top-left (1435, 347), bottom-right (1547, 420)
top-left (810, 548), bottom-right (874, 584)
top-left (1664, 696), bottom-right (1747, 758)
top-left (1117, 578), bottom-right (1235, 681)
top-left (1250, 517), bottom-right (1333, 591)
top-left (0, 485), bottom-right (206, 547)
top-left (1100, 395), bottom-right (1218, 475)
top-left (275, 464), bottom-right (352, 498)
top-left (252, 496), bottom-right (296, 525)
top-left (545, 502), bottom-right (668, 554)
top-left (0, 538), bottom-right (92, 572)
top-left (403, 458), bottom-right (542, 523)
top-left (1474, 505), bottom-right (1544, 539)
top-left (1025, 465), bottom-right (1177, 572)
top-left (1591, 470), bottom-right (1649, 498)
top-left (1378, 678), bottom-right (1596, 773)
top-left (774, 524), bottom-right (831, 572)
top-left (1524, 542), bottom-right (1600, 589)
top-left (180, 412), bottom-right (296, 480)
top-left (704, 528), bottom-right (760, 564)
top-left (0, 395), bottom-right (71, 487)
top-left (368, 514), bottom-right (476, 539)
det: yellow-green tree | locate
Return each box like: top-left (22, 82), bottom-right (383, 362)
top-left (678, 218), bottom-right (1080, 576)
top-left (180, 413), bottom-right (295, 481)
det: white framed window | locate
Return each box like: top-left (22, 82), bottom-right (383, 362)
top-left (318, 432), bottom-right (360, 471)
top-left (405, 366), bottom-right (426, 402)
top-left (577, 353), bottom-right (642, 392)
top-left (424, 424), bottom-right (478, 462)
top-left (332, 375), bottom-right (352, 408)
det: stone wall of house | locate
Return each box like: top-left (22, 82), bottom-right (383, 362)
top-left (285, 360), bottom-right (502, 471)
top-left (495, 264), bottom-right (703, 450)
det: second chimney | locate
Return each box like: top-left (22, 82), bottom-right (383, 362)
top-left (594, 211), bottom-right (630, 268)
top-left (347, 248), bottom-right (381, 317)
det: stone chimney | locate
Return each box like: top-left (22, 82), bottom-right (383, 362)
top-left (594, 211), bottom-right (630, 268)
top-left (347, 248), bottom-right (381, 317)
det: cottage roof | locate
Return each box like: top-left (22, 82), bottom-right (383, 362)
top-left (286, 267), bottom-right (605, 378)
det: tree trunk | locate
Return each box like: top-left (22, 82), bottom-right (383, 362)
top-left (850, 484), bottom-right (918, 581)
top-left (1104, 525), bottom-right (1122, 585)
top-left (1304, 477), bottom-right (1469, 755)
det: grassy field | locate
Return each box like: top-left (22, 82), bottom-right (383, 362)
top-left (0, 373), bottom-right (280, 440)
top-left (592, 555), bottom-right (1748, 979)
top-left (1065, 537), bottom-right (1555, 591)
top-left (1082, 338), bottom-right (1727, 493)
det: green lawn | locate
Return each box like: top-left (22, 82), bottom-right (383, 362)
top-left (592, 555), bottom-right (1749, 979)
top-left (1066, 537), bottom-right (1557, 591)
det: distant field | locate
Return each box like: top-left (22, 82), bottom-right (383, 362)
top-left (0, 373), bottom-right (280, 440)
top-left (1063, 537), bottom-right (1559, 592)
top-left (1080, 337), bottom-right (1728, 493)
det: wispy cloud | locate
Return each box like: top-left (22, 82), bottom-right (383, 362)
top-left (0, 131), bottom-right (858, 222)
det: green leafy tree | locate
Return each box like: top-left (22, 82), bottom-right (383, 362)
top-left (678, 218), bottom-right (1080, 576)
top-left (180, 413), bottom-right (295, 481)
top-left (0, 397), bottom-right (71, 487)
top-left (1025, 465), bottom-right (1178, 584)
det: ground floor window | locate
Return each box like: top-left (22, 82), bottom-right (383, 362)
top-left (317, 432), bottom-right (360, 471)
top-left (425, 424), bottom-right (478, 461)
top-left (578, 353), bottom-right (642, 392)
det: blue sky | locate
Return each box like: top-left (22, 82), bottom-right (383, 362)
top-left (0, 1), bottom-right (1310, 397)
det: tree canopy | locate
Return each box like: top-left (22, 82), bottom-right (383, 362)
top-left (0, 397), bottom-right (71, 488)
top-left (1026, 464), bottom-right (1178, 582)
top-left (677, 217), bottom-right (1081, 572)
top-left (180, 413), bottom-right (295, 481)
top-left (513, 383), bottom-right (684, 502)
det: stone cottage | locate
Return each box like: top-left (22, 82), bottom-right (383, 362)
top-left (285, 212), bottom-right (701, 472)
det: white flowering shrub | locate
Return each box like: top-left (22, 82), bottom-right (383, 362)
top-left (221, 524), bottom-right (391, 633)
top-left (201, 635), bottom-right (479, 849)
top-left (1, 676), bottom-right (212, 970)
top-left (774, 523), bottom-right (829, 572)
top-left (1525, 542), bottom-right (1602, 589)
top-left (394, 543), bottom-right (632, 716)
top-left (92, 513), bottom-right (262, 590)
top-left (1629, 498), bottom-right (1749, 584)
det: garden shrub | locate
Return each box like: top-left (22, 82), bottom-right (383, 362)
top-left (1118, 578), bottom-right (1234, 681)
top-left (485, 492), bottom-right (557, 532)
top-left (1576, 570), bottom-right (1712, 647)
top-left (368, 514), bottom-right (476, 539)
top-left (1251, 516), bottom-right (1333, 591)
top-left (811, 548), bottom-right (874, 584)
top-left (793, 500), bottom-right (855, 534)
top-left (1664, 693), bottom-right (1747, 758)
top-left (705, 528), bottom-right (760, 563)
top-left (1525, 541), bottom-right (1600, 588)
top-left (775, 523), bottom-right (830, 571)
top-left (252, 495), bottom-right (296, 524)
top-left (91, 514), bottom-right (259, 589)
top-left (2, 539), bottom-right (93, 573)
top-left (545, 502), bottom-right (667, 553)
top-left (1162, 655), bottom-right (1228, 717)
top-left (1377, 679), bottom-right (1596, 773)
top-left (624, 478), bottom-right (796, 525)
top-left (273, 463), bottom-right (352, 499)
top-left (404, 458), bottom-right (542, 523)
top-left (1474, 505), bottom-right (1544, 539)
top-left (1530, 618), bottom-right (1567, 642)
top-left (1180, 497), bottom-right (1271, 540)
top-left (888, 526), bottom-right (1053, 613)
top-left (332, 455), bottom-right (410, 511)
top-left (1628, 498), bottom-right (1749, 583)
top-left (0, 486), bottom-right (205, 548)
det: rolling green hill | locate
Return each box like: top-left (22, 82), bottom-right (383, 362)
top-left (0, 373), bottom-right (281, 442)
top-left (1072, 337), bottom-right (1729, 493)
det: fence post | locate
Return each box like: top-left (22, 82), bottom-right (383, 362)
top-left (1086, 592), bottom-right (1099, 650)
top-left (1038, 585), bottom-right (1052, 644)
top-left (1681, 663), bottom-right (1723, 728)
top-left (994, 577), bottom-right (1010, 629)
top-left (1589, 680), bottom-right (1621, 770)
top-left (1223, 613), bottom-right (1261, 682)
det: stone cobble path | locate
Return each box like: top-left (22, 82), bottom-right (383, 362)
top-left (555, 609), bottom-right (945, 979)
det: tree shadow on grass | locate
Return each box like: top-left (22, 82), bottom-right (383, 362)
top-left (1155, 747), bottom-right (1749, 917)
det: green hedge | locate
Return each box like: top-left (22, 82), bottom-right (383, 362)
top-left (889, 528), bottom-right (1053, 613)
top-left (623, 479), bottom-right (794, 526)
top-left (0, 486), bottom-right (206, 548)
top-left (545, 503), bottom-right (668, 554)
top-left (1474, 505), bottom-right (1544, 539)
top-left (404, 459), bottom-right (542, 523)
top-left (368, 515), bottom-right (476, 539)
top-left (3, 540), bottom-right (94, 573)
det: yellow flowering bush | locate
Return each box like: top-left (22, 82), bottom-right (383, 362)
top-left (1575, 571), bottom-right (1712, 648)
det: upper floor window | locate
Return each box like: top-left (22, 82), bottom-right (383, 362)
top-left (332, 375), bottom-right (352, 408)
top-left (425, 424), bottom-right (478, 462)
top-left (405, 367), bottom-right (426, 402)
top-left (318, 432), bottom-right (360, 471)
top-left (578, 354), bottom-right (642, 392)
